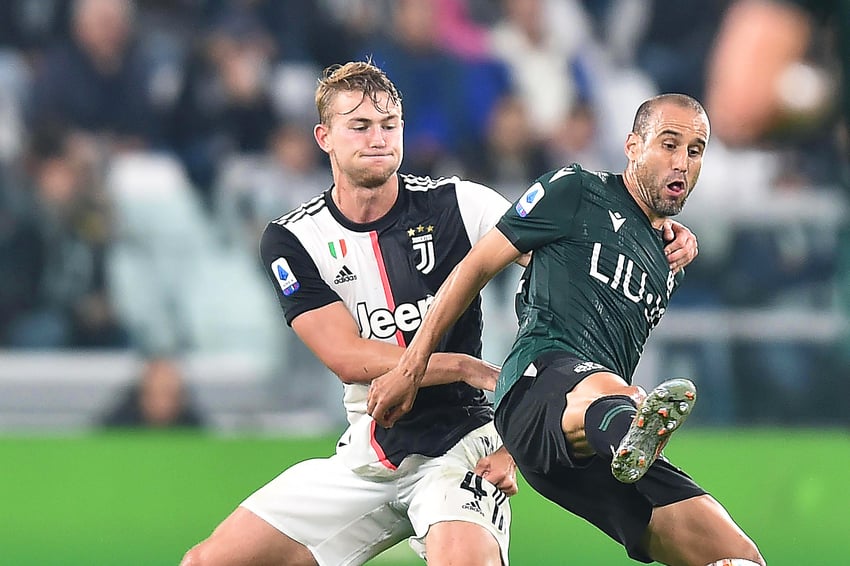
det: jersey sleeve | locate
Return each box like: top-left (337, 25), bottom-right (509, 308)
top-left (259, 222), bottom-right (341, 325)
top-left (496, 166), bottom-right (585, 253)
top-left (453, 178), bottom-right (512, 245)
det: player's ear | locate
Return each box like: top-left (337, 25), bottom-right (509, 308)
top-left (314, 123), bottom-right (331, 153)
top-left (624, 132), bottom-right (641, 160)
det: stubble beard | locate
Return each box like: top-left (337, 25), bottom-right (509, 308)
top-left (353, 167), bottom-right (394, 189)
top-left (637, 164), bottom-right (688, 217)
top-left (650, 188), bottom-right (687, 217)
top-left (335, 152), bottom-right (398, 189)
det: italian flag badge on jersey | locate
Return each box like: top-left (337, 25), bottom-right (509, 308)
top-left (328, 239), bottom-right (347, 259)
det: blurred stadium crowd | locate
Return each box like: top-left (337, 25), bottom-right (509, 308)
top-left (0, 0), bottom-right (846, 430)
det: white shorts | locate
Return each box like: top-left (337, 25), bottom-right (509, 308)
top-left (241, 421), bottom-right (511, 565)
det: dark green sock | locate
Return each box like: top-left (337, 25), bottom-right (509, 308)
top-left (584, 395), bottom-right (637, 459)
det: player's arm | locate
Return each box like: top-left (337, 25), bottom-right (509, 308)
top-left (367, 228), bottom-right (522, 427)
top-left (291, 301), bottom-right (499, 390)
top-left (706, 0), bottom-right (815, 145)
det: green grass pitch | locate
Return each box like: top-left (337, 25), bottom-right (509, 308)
top-left (1, 429), bottom-right (847, 565)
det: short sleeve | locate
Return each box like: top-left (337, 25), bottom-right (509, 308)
top-left (259, 222), bottom-right (341, 325)
top-left (453, 178), bottom-right (512, 245)
top-left (496, 166), bottom-right (585, 253)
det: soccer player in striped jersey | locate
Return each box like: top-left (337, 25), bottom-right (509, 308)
top-left (374, 94), bottom-right (765, 565)
top-left (181, 62), bottom-right (699, 566)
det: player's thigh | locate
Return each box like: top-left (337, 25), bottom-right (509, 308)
top-left (241, 456), bottom-right (413, 566)
top-left (181, 506), bottom-right (316, 566)
top-left (643, 494), bottom-right (763, 566)
top-left (424, 521), bottom-right (503, 566)
top-left (406, 459), bottom-right (510, 565)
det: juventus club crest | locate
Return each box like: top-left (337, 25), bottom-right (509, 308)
top-left (408, 225), bottom-right (435, 274)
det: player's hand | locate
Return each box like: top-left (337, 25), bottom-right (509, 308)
top-left (460, 357), bottom-right (501, 392)
top-left (367, 365), bottom-right (422, 428)
top-left (662, 219), bottom-right (698, 274)
top-left (474, 446), bottom-right (518, 496)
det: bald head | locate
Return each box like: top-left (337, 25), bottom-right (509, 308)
top-left (632, 94), bottom-right (710, 142)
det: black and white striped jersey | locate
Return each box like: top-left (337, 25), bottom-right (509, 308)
top-left (260, 173), bottom-right (510, 474)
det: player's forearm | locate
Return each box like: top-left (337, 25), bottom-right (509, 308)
top-left (331, 339), bottom-right (473, 387)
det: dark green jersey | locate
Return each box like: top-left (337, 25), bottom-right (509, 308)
top-left (494, 164), bottom-right (684, 406)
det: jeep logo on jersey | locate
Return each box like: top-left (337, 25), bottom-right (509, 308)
top-left (408, 225), bottom-right (436, 274)
top-left (588, 243), bottom-right (674, 329)
top-left (356, 296), bottom-right (434, 339)
top-left (271, 257), bottom-right (300, 296)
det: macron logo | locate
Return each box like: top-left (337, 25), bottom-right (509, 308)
top-left (608, 210), bottom-right (626, 233)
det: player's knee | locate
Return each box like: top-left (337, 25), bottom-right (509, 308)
top-left (179, 542), bottom-right (208, 566)
top-left (425, 521), bottom-right (502, 566)
top-left (713, 521), bottom-right (765, 565)
top-left (623, 384), bottom-right (646, 405)
top-left (729, 537), bottom-right (766, 566)
top-left (706, 556), bottom-right (766, 566)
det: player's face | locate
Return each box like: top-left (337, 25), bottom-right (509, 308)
top-left (630, 104), bottom-right (709, 217)
top-left (316, 90), bottom-right (403, 189)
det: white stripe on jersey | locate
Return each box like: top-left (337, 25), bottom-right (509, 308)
top-left (274, 193), bottom-right (325, 225)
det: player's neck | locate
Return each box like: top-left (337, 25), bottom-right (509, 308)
top-left (621, 168), bottom-right (667, 229)
top-left (332, 175), bottom-right (399, 224)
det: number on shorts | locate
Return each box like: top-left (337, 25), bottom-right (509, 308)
top-left (460, 471), bottom-right (508, 531)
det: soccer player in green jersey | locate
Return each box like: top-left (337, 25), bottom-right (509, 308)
top-left (369, 94), bottom-right (766, 565)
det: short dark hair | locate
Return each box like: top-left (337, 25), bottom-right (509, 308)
top-left (632, 94), bottom-right (707, 139)
top-left (315, 61), bottom-right (402, 125)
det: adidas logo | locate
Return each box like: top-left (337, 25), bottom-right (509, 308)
top-left (334, 265), bottom-right (357, 284)
top-left (461, 500), bottom-right (484, 516)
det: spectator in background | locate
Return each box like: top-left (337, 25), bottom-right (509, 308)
top-left (214, 121), bottom-right (331, 251)
top-left (5, 125), bottom-right (128, 349)
top-left (488, 0), bottom-right (595, 142)
top-left (432, 0), bottom-right (499, 61)
top-left (461, 94), bottom-right (550, 201)
top-left (546, 99), bottom-right (612, 173)
top-left (706, 0), bottom-right (848, 155)
top-left (101, 356), bottom-right (205, 428)
top-left (166, 8), bottom-right (279, 203)
top-left (27, 0), bottom-right (158, 149)
top-left (725, 163), bottom-right (839, 423)
top-left (0, 164), bottom-right (45, 346)
top-left (706, 0), bottom-right (850, 425)
top-left (361, 0), bottom-right (509, 176)
top-left (634, 0), bottom-right (730, 103)
top-left (211, 0), bottom-right (364, 68)
top-left (0, 0), bottom-right (72, 53)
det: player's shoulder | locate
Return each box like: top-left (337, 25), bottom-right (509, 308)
top-left (399, 172), bottom-right (499, 199)
top-left (261, 192), bottom-right (330, 248)
top-left (270, 192), bottom-right (327, 226)
top-left (537, 163), bottom-right (614, 189)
